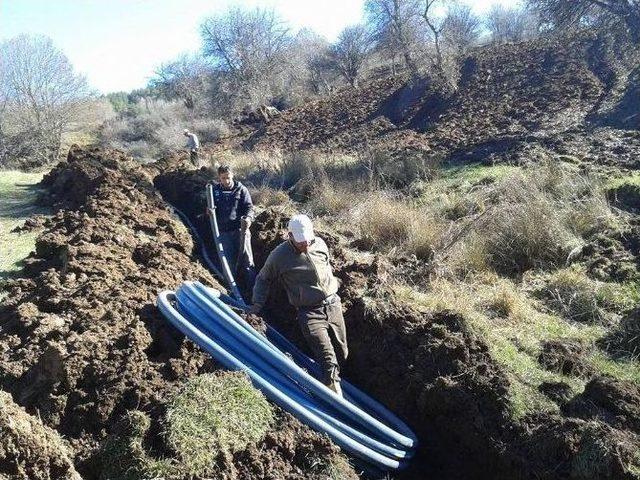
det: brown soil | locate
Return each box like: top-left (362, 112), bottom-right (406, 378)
top-left (0, 391), bottom-right (81, 480)
top-left (239, 33), bottom-right (639, 168)
top-left (538, 339), bottom-right (596, 378)
top-left (600, 307), bottom-right (640, 359)
top-left (563, 376), bottom-right (640, 435)
top-left (3, 29), bottom-right (640, 480)
top-left (0, 147), bottom-right (357, 479)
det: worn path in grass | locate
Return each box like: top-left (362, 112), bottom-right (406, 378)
top-left (0, 171), bottom-right (46, 282)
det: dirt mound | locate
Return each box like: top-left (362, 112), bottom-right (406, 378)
top-left (0, 148), bottom-right (357, 479)
top-left (563, 376), bottom-right (640, 434)
top-left (510, 415), bottom-right (640, 480)
top-left (538, 339), bottom-right (596, 378)
top-left (245, 33), bottom-right (637, 163)
top-left (0, 390), bottom-right (81, 480)
top-left (600, 307), bottom-right (640, 359)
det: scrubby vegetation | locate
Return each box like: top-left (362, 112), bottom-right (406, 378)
top-left (210, 146), bottom-right (640, 433)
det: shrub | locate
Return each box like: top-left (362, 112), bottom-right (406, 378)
top-left (540, 267), bottom-right (609, 323)
top-left (190, 117), bottom-right (230, 143)
top-left (250, 186), bottom-right (291, 207)
top-left (361, 148), bottom-right (442, 188)
top-left (349, 193), bottom-right (442, 260)
top-left (99, 99), bottom-right (229, 161)
top-left (306, 182), bottom-right (360, 217)
top-left (352, 193), bottom-right (412, 248)
top-left (473, 174), bottom-right (580, 275)
top-left (165, 372), bottom-right (273, 477)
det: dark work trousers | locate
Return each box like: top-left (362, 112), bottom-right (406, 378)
top-left (219, 228), bottom-right (256, 289)
top-left (297, 297), bottom-right (348, 385)
top-left (190, 149), bottom-right (199, 166)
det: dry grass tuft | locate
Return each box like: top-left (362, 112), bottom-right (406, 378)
top-left (348, 193), bottom-right (442, 260)
top-left (250, 186), bottom-right (291, 207)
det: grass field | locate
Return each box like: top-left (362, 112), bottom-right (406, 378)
top-left (0, 170), bottom-right (46, 283)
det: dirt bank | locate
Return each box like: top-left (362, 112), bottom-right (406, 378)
top-left (0, 147), bottom-right (357, 479)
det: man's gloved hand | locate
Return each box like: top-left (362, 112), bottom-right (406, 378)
top-left (248, 303), bottom-right (262, 315)
top-left (241, 216), bottom-right (252, 229)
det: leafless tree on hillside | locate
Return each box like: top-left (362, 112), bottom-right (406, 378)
top-left (149, 54), bottom-right (210, 110)
top-left (307, 51), bottom-right (337, 94)
top-left (0, 34), bottom-right (92, 166)
top-left (485, 5), bottom-right (539, 44)
top-left (327, 25), bottom-right (374, 87)
top-left (365, 0), bottom-right (421, 76)
top-left (200, 7), bottom-right (292, 105)
top-left (442, 4), bottom-right (482, 56)
top-left (529, 0), bottom-right (640, 43)
top-left (283, 29), bottom-right (335, 102)
top-left (420, 0), bottom-right (446, 73)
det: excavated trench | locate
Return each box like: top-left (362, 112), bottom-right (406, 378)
top-left (2, 147), bottom-right (638, 480)
top-left (154, 160), bottom-right (640, 480)
top-left (154, 163), bottom-right (512, 479)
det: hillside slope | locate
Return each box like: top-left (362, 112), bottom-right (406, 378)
top-left (242, 32), bottom-right (639, 167)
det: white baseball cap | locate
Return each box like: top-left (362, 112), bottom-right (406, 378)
top-left (288, 214), bottom-right (315, 243)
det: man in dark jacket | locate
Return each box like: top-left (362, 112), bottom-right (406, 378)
top-left (210, 164), bottom-right (256, 288)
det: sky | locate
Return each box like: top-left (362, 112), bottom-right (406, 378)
top-left (0, 0), bottom-right (521, 94)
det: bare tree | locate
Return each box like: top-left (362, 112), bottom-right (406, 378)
top-left (200, 7), bottom-right (292, 105)
top-left (485, 5), bottom-right (538, 44)
top-left (529, 0), bottom-right (640, 43)
top-left (307, 50), bottom-right (337, 94)
top-left (365, 0), bottom-right (421, 76)
top-left (420, 0), bottom-right (446, 73)
top-left (0, 34), bottom-right (92, 166)
top-left (327, 25), bottom-right (374, 87)
top-left (442, 4), bottom-right (482, 56)
top-left (149, 54), bottom-right (210, 110)
top-left (282, 29), bottom-right (335, 101)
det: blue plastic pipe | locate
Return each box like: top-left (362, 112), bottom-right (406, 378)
top-left (175, 283), bottom-right (416, 457)
top-left (180, 282), bottom-right (416, 449)
top-left (161, 191), bottom-right (418, 469)
top-left (157, 291), bottom-right (413, 469)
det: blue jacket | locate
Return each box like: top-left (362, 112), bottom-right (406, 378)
top-left (213, 181), bottom-right (254, 232)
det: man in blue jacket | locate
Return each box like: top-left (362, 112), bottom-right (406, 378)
top-left (209, 164), bottom-right (256, 288)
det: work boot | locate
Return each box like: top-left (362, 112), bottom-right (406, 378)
top-left (328, 380), bottom-right (343, 397)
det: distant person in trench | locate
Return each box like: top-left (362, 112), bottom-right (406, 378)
top-left (250, 214), bottom-right (348, 396)
top-left (183, 129), bottom-right (200, 166)
top-left (208, 164), bottom-right (256, 290)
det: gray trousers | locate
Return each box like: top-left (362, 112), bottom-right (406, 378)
top-left (296, 297), bottom-right (348, 384)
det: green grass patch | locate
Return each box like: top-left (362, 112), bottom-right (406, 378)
top-left (99, 410), bottom-right (176, 480)
top-left (0, 170), bottom-right (47, 283)
top-left (605, 171), bottom-right (640, 190)
top-left (439, 163), bottom-right (521, 185)
top-left (100, 373), bottom-right (274, 479)
top-left (165, 372), bottom-right (273, 477)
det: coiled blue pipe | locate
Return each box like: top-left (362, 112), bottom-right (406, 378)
top-left (157, 283), bottom-right (417, 469)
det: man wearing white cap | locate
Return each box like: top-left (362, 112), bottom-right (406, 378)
top-left (183, 129), bottom-right (200, 166)
top-left (251, 214), bottom-right (348, 395)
